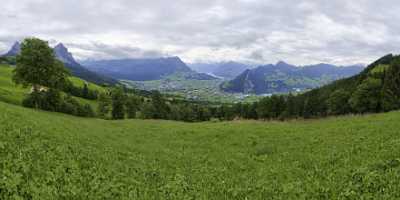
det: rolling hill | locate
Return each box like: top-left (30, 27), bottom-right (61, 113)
top-left (0, 64), bottom-right (102, 110)
top-left (1, 99), bottom-right (400, 199)
top-left (221, 61), bottom-right (364, 94)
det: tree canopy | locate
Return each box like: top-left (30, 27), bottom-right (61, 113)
top-left (13, 38), bottom-right (69, 90)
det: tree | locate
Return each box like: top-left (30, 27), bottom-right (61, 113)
top-left (256, 97), bottom-right (272, 119)
top-left (327, 89), bottom-right (351, 115)
top-left (150, 91), bottom-right (169, 119)
top-left (350, 78), bottom-right (382, 113)
top-left (125, 96), bottom-right (141, 119)
top-left (82, 83), bottom-right (89, 98)
top-left (42, 88), bottom-right (63, 112)
top-left (256, 95), bottom-right (286, 120)
top-left (13, 38), bottom-right (69, 91)
top-left (282, 93), bottom-right (298, 119)
top-left (245, 102), bottom-right (258, 119)
top-left (381, 60), bottom-right (400, 111)
top-left (60, 95), bottom-right (79, 115)
top-left (111, 88), bottom-right (126, 120)
top-left (78, 104), bottom-right (95, 117)
top-left (98, 92), bottom-right (112, 119)
top-left (140, 102), bottom-right (157, 119)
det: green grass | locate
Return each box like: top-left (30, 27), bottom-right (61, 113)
top-left (0, 64), bottom-right (101, 110)
top-left (69, 76), bottom-right (106, 93)
top-left (0, 65), bottom-right (28, 105)
top-left (1, 100), bottom-right (400, 199)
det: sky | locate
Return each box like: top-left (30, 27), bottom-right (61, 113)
top-left (1, 0), bottom-right (400, 65)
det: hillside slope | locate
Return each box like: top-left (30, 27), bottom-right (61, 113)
top-left (1, 101), bottom-right (400, 199)
top-left (0, 64), bottom-right (101, 109)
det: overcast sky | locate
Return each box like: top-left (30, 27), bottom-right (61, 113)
top-left (1, 0), bottom-right (400, 65)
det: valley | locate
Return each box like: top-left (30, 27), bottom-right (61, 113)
top-left (121, 74), bottom-right (260, 103)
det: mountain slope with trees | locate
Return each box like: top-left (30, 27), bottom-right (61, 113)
top-left (225, 54), bottom-right (400, 121)
top-left (221, 61), bottom-right (364, 94)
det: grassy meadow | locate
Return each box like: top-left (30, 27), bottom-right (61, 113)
top-left (1, 100), bottom-right (400, 199)
top-left (0, 64), bottom-right (101, 110)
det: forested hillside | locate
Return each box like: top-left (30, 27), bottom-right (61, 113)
top-left (221, 62), bottom-right (364, 94)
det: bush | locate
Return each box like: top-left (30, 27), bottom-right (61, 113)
top-left (22, 91), bottom-right (95, 118)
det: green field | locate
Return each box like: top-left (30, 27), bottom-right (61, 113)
top-left (1, 100), bottom-right (400, 199)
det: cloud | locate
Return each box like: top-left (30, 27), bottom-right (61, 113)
top-left (64, 42), bottom-right (167, 60)
top-left (1, 0), bottom-right (400, 65)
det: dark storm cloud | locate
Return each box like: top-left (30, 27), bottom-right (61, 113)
top-left (1, 0), bottom-right (400, 65)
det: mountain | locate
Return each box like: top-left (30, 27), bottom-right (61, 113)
top-left (53, 43), bottom-right (118, 85)
top-left (221, 61), bottom-right (364, 94)
top-left (188, 63), bottom-right (219, 74)
top-left (1, 42), bottom-right (117, 86)
top-left (54, 43), bottom-right (81, 66)
top-left (188, 61), bottom-right (251, 79)
top-left (81, 57), bottom-right (216, 81)
top-left (2, 42), bottom-right (21, 57)
top-left (213, 62), bottom-right (251, 79)
top-left (287, 54), bottom-right (400, 117)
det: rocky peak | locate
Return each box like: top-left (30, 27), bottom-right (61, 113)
top-left (54, 43), bottom-right (78, 66)
top-left (3, 41), bottom-right (21, 57)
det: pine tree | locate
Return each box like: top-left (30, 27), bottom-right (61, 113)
top-left (381, 60), bottom-right (400, 111)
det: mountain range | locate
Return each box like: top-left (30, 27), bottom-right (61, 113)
top-left (188, 61), bottom-right (251, 79)
top-left (2, 42), bottom-right (118, 86)
top-left (2, 41), bottom-right (365, 96)
top-left (81, 58), bottom-right (216, 81)
top-left (221, 61), bottom-right (364, 94)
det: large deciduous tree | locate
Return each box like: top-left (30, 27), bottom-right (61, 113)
top-left (13, 38), bottom-right (69, 91)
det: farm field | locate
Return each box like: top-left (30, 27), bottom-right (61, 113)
top-left (1, 100), bottom-right (400, 199)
